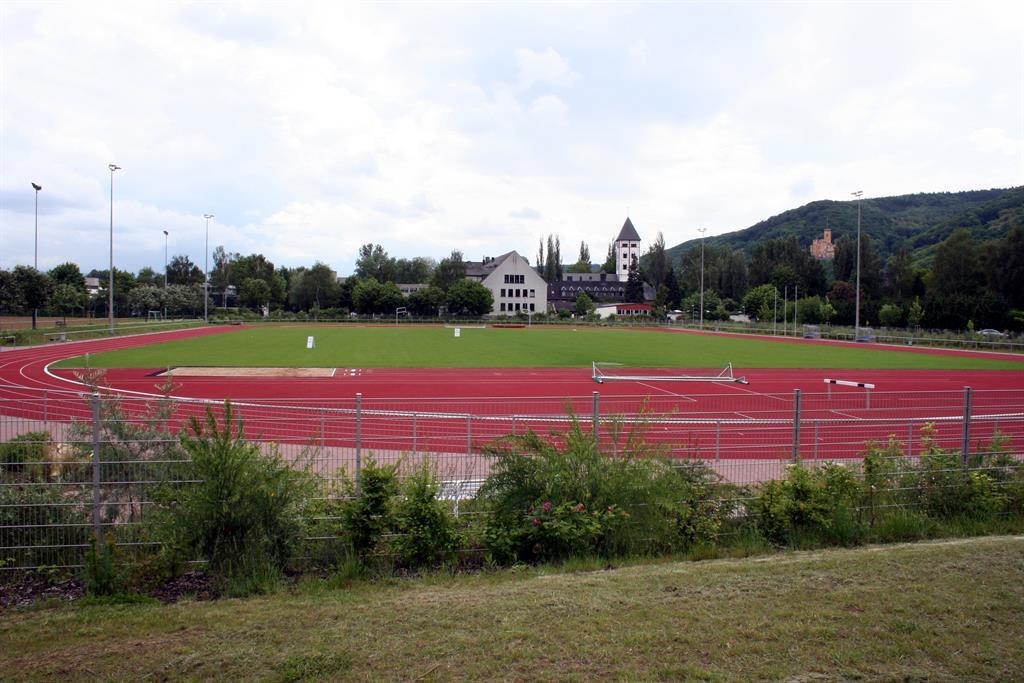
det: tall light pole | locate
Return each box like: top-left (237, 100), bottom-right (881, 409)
top-left (108, 164), bottom-right (121, 334)
top-left (163, 230), bottom-right (169, 289)
top-left (31, 183), bottom-right (42, 269)
top-left (852, 190), bottom-right (863, 340)
top-left (698, 228), bottom-right (707, 329)
top-left (203, 214), bottom-right (214, 323)
top-left (163, 230), bottom-right (169, 319)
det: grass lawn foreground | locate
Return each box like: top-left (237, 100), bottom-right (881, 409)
top-left (54, 325), bottom-right (1024, 370)
top-left (2, 536), bottom-right (1023, 680)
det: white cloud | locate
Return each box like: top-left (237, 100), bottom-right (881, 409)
top-left (969, 128), bottom-right (1024, 156)
top-left (514, 47), bottom-right (579, 90)
top-left (0, 2), bottom-right (1020, 276)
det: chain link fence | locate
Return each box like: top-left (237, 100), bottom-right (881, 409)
top-left (2, 384), bottom-right (1022, 569)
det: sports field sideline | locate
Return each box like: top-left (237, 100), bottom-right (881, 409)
top-left (51, 324), bottom-right (1024, 370)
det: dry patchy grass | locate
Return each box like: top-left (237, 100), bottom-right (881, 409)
top-left (2, 536), bottom-right (1023, 681)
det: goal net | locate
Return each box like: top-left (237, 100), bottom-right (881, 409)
top-left (591, 361), bottom-right (748, 385)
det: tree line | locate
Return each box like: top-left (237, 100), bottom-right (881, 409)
top-left (0, 244), bottom-right (495, 326)
top-left (4, 225), bottom-right (1021, 331)
top-left (641, 226), bottom-right (1024, 331)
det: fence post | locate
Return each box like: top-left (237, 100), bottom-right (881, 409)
top-left (466, 414), bottom-right (472, 457)
top-left (908, 421), bottom-right (913, 458)
top-left (961, 386), bottom-right (973, 466)
top-left (43, 390), bottom-right (48, 427)
top-left (792, 389), bottom-right (802, 462)
top-left (592, 391), bottom-right (600, 443)
top-left (814, 419), bottom-right (819, 462)
top-left (412, 412), bottom-right (418, 455)
top-left (319, 407), bottom-right (325, 450)
top-left (355, 392), bottom-right (362, 492)
top-left (715, 419), bottom-right (721, 463)
top-left (91, 393), bottom-right (102, 540)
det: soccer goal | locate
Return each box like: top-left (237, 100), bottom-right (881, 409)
top-left (591, 361), bottom-right (749, 385)
top-left (147, 310), bottom-right (163, 322)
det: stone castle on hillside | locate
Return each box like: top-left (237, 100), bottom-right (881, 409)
top-left (810, 228), bottom-right (835, 260)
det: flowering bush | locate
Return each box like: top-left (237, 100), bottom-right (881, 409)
top-left (519, 501), bottom-right (630, 561)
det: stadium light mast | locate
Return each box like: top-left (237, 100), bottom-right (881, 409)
top-left (163, 230), bottom-right (169, 319)
top-left (698, 228), bottom-right (707, 330)
top-left (163, 230), bottom-right (169, 289)
top-left (203, 214), bottom-right (214, 323)
top-left (31, 183), bottom-right (42, 269)
top-left (108, 164), bottom-right (121, 335)
top-left (852, 190), bottom-right (863, 340)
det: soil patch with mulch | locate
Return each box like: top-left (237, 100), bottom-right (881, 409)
top-left (1, 570), bottom-right (216, 609)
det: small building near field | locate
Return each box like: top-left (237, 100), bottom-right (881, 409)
top-left (594, 302), bottom-right (654, 318)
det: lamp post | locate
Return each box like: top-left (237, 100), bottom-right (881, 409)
top-left (108, 164), bottom-right (121, 334)
top-left (698, 228), bottom-right (707, 329)
top-left (163, 230), bottom-right (169, 319)
top-left (163, 230), bottom-right (169, 289)
top-left (31, 183), bottom-right (42, 269)
top-left (203, 214), bottom-right (214, 323)
top-left (852, 190), bottom-right (863, 340)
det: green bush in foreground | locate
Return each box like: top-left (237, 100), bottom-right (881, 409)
top-left (0, 431), bottom-right (51, 480)
top-left (338, 459), bottom-right (460, 570)
top-left (478, 419), bottom-right (730, 563)
top-left (151, 402), bottom-right (314, 587)
top-left (391, 463), bottom-right (460, 568)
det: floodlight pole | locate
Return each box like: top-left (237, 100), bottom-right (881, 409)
top-left (203, 214), bottom-right (214, 323)
top-left (163, 230), bottom-right (169, 318)
top-left (108, 164), bottom-right (121, 335)
top-left (31, 182), bottom-right (42, 328)
top-left (852, 190), bottom-right (863, 340)
top-left (32, 183), bottom-right (42, 269)
top-left (698, 228), bottom-right (707, 330)
top-left (773, 287), bottom-right (778, 335)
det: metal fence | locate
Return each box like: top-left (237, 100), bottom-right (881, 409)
top-left (2, 385), bottom-right (1023, 569)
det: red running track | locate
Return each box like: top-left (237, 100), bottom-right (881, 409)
top-left (2, 325), bottom-right (1023, 461)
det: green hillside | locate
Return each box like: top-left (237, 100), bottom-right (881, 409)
top-left (666, 187), bottom-right (1024, 268)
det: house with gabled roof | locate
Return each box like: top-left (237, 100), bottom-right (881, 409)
top-left (465, 251), bottom-right (548, 316)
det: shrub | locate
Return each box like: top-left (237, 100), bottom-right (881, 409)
top-left (391, 464), bottom-right (460, 569)
top-left (340, 459), bottom-right (398, 561)
top-left (0, 432), bottom-right (50, 480)
top-left (0, 483), bottom-right (90, 567)
top-left (859, 437), bottom-right (905, 526)
top-left (152, 402), bottom-right (314, 584)
top-left (477, 419), bottom-right (728, 563)
top-left (754, 463), bottom-right (862, 545)
top-left (83, 535), bottom-right (123, 596)
top-left (904, 425), bottom-right (1005, 519)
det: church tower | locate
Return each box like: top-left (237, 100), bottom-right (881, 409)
top-left (614, 217), bottom-right (642, 277)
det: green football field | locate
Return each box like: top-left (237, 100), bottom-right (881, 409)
top-left (52, 325), bottom-right (1024, 370)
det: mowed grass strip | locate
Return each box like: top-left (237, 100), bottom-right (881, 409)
top-left (2, 537), bottom-right (1023, 681)
top-left (54, 325), bottom-right (1023, 370)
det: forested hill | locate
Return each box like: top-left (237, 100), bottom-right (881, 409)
top-left (666, 187), bottom-right (1024, 267)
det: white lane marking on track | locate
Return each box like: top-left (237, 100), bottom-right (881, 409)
top-left (722, 382), bottom-right (790, 401)
top-left (735, 412), bottom-right (755, 419)
top-left (635, 382), bottom-right (698, 401)
top-left (830, 410), bottom-right (863, 420)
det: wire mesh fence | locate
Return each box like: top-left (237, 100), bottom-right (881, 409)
top-left (2, 384), bottom-right (1022, 569)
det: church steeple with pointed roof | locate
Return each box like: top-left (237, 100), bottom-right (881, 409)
top-left (614, 217), bottom-right (641, 276)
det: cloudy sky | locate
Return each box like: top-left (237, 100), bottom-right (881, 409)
top-left (1, 1), bottom-right (1021, 276)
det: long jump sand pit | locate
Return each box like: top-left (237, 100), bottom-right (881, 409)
top-left (158, 367), bottom-right (336, 378)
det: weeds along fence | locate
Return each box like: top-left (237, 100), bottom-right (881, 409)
top-left (2, 385), bottom-right (1023, 569)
